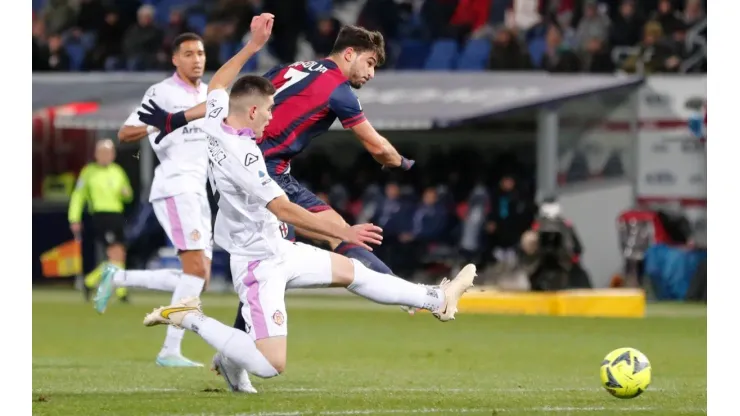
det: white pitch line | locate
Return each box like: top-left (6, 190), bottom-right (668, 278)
top-left (31, 386), bottom-right (696, 394)
top-left (161, 406), bottom-right (706, 416)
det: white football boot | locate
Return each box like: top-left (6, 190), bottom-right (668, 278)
top-left (432, 264), bottom-right (477, 322)
top-left (211, 353), bottom-right (258, 394)
top-left (143, 296), bottom-right (202, 328)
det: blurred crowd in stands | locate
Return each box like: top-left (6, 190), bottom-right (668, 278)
top-left (33, 0), bottom-right (706, 74)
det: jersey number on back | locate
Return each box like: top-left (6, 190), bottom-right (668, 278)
top-left (274, 68), bottom-right (309, 99)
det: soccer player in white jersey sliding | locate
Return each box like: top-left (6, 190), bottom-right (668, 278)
top-left (140, 13), bottom-right (477, 393)
top-left (94, 32), bottom-right (269, 368)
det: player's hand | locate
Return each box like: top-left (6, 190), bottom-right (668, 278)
top-left (383, 156), bottom-right (415, 171)
top-left (137, 100), bottom-right (187, 144)
top-left (70, 223), bottom-right (82, 240)
top-left (342, 223), bottom-right (383, 251)
top-left (249, 13), bottom-right (275, 49)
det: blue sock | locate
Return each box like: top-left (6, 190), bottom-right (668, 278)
top-left (334, 242), bottom-right (393, 275)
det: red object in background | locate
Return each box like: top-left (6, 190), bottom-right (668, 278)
top-left (32, 102), bottom-right (100, 198)
top-left (618, 209), bottom-right (670, 245)
top-left (450, 0), bottom-right (491, 31)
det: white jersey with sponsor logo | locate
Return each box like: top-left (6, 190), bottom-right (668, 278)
top-left (203, 89), bottom-right (287, 259)
top-left (124, 73), bottom-right (209, 201)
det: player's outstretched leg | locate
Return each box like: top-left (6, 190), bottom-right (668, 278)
top-left (342, 258), bottom-right (477, 322)
top-left (93, 265), bottom-right (182, 313)
top-left (143, 297), bottom-right (280, 382)
top-left (93, 264), bottom-right (203, 367)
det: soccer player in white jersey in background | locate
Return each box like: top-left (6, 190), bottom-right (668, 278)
top-left (140, 13), bottom-right (477, 393)
top-left (94, 32), bottom-right (262, 368)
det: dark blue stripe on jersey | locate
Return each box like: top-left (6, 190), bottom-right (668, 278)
top-left (260, 101), bottom-right (329, 157)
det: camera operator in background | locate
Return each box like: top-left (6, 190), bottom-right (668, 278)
top-left (519, 197), bottom-right (591, 291)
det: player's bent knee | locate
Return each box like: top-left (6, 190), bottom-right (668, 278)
top-left (180, 250), bottom-right (209, 278)
top-left (329, 252), bottom-right (356, 287)
top-left (255, 336), bottom-right (287, 375)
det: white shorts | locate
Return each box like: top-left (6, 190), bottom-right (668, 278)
top-left (152, 193), bottom-right (213, 259)
top-left (232, 241), bottom-right (333, 340)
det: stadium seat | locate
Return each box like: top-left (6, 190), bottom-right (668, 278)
top-left (423, 39), bottom-right (459, 70)
top-left (528, 37), bottom-right (546, 68)
top-left (187, 13), bottom-right (207, 35)
top-left (456, 38), bottom-right (492, 70)
top-left (395, 39), bottom-right (430, 70)
top-left (65, 44), bottom-right (87, 71)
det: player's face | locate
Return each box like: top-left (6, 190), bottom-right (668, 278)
top-left (95, 145), bottom-right (115, 166)
top-left (172, 40), bottom-right (206, 79)
top-left (347, 51), bottom-right (377, 89)
top-left (250, 95), bottom-right (274, 138)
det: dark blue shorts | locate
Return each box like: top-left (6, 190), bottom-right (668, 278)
top-left (272, 173), bottom-right (332, 241)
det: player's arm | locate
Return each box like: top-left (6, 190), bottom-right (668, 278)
top-left (208, 14), bottom-right (273, 93)
top-left (329, 84), bottom-right (412, 170)
top-left (115, 164), bottom-right (134, 203)
top-left (351, 121), bottom-right (414, 169)
top-left (137, 14), bottom-right (274, 139)
top-left (230, 150), bottom-right (382, 250)
top-left (119, 86), bottom-right (161, 143)
top-left (68, 165), bottom-right (90, 236)
top-left (266, 197), bottom-right (382, 251)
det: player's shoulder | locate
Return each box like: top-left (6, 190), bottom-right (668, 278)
top-left (143, 77), bottom-right (178, 100)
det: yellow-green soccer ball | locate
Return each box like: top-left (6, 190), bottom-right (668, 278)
top-left (599, 347), bottom-right (651, 399)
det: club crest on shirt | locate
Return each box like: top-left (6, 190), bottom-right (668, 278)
top-left (279, 222), bottom-right (288, 238)
top-left (272, 310), bottom-right (285, 326)
top-left (190, 229), bottom-right (201, 241)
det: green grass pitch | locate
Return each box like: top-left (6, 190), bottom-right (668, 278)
top-left (32, 290), bottom-right (706, 415)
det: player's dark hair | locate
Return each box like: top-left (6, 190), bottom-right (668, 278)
top-left (330, 25), bottom-right (386, 66)
top-left (230, 75), bottom-right (277, 100)
top-left (172, 32), bottom-right (203, 54)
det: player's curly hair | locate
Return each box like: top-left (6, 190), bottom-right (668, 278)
top-left (330, 25), bottom-right (386, 66)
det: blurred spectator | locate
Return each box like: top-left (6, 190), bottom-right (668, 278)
top-left (682, 0), bottom-right (705, 26)
top-left (32, 18), bottom-right (47, 71)
top-left (391, 186), bottom-right (451, 275)
top-left (541, 24), bottom-right (580, 72)
top-left (581, 38), bottom-right (614, 73)
top-left (609, 0), bottom-right (643, 47)
top-left (448, 0), bottom-right (491, 40)
top-left (506, 0), bottom-right (542, 35)
top-left (88, 10), bottom-right (125, 71)
top-left (483, 175), bottom-right (535, 267)
top-left (202, 24), bottom-right (226, 71)
top-left (401, 187), bottom-right (450, 245)
top-left (421, 0), bottom-right (459, 39)
top-left (122, 5), bottom-right (164, 71)
top-left (77, 0), bottom-right (105, 32)
top-left (652, 0), bottom-right (683, 35)
top-left (163, 10), bottom-right (195, 53)
top-left (39, 34), bottom-right (71, 72)
top-left (307, 16), bottom-right (341, 57)
top-left (621, 20), bottom-right (673, 74)
top-left (575, 0), bottom-right (610, 51)
top-left (43, 0), bottom-right (76, 35)
top-left (487, 28), bottom-right (532, 70)
top-left (372, 182), bottom-right (416, 274)
top-left (263, 0), bottom-right (307, 63)
top-left (663, 21), bottom-right (696, 72)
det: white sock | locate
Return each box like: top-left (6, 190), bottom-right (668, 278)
top-left (347, 259), bottom-right (445, 311)
top-left (181, 313), bottom-right (279, 379)
top-left (159, 273), bottom-right (205, 357)
top-left (113, 269), bottom-right (181, 291)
